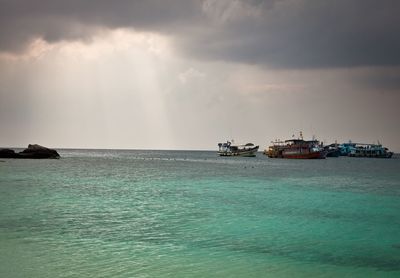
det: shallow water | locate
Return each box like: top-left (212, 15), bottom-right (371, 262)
top-left (1, 150), bottom-right (400, 277)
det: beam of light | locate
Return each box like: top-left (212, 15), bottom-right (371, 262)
top-left (0, 29), bottom-right (175, 149)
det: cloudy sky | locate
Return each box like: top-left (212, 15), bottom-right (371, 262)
top-left (1, 0), bottom-right (399, 151)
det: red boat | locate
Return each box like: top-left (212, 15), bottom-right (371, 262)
top-left (265, 134), bottom-right (326, 159)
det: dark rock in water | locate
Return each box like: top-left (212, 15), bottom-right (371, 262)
top-left (0, 148), bottom-right (19, 158)
top-left (0, 144), bottom-right (60, 159)
top-left (20, 144), bottom-right (60, 159)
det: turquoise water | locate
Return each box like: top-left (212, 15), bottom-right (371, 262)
top-left (1, 150), bottom-right (400, 277)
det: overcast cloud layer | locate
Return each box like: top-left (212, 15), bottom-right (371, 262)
top-left (0, 0), bottom-right (399, 150)
top-left (1, 0), bottom-right (400, 68)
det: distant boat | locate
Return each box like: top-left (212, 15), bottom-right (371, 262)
top-left (348, 143), bottom-right (393, 158)
top-left (324, 143), bottom-right (341, 157)
top-left (339, 141), bottom-right (393, 158)
top-left (265, 133), bottom-right (326, 159)
top-left (218, 141), bottom-right (259, 157)
top-left (338, 141), bottom-right (356, 156)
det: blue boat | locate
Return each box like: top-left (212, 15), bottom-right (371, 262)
top-left (339, 141), bottom-right (393, 158)
top-left (339, 141), bottom-right (356, 156)
top-left (348, 143), bottom-right (393, 158)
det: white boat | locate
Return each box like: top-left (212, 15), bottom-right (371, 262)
top-left (218, 141), bottom-right (259, 157)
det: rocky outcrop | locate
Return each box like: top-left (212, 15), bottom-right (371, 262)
top-left (0, 148), bottom-right (19, 158)
top-left (0, 144), bottom-right (60, 159)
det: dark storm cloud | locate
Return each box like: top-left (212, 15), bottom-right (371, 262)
top-left (0, 0), bottom-right (201, 51)
top-left (0, 0), bottom-right (400, 69)
top-left (183, 0), bottom-right (400, 69)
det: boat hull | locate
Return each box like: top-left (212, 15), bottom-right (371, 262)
top-left (348, 152), bottom-right (393, 158)
top-left (282, 151), bottom-right (326, 159)
top-left (326, 149), bottom-right (341, 157)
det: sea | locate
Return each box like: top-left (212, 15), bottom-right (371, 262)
top-left (1, 149), bottom-right (399, 277)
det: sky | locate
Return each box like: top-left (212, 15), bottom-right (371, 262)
top-left (0, 0), bottom-right (399, 151)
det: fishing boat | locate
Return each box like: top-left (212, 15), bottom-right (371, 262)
top-left (348, 143), bottom-right (393, 158)
top-left (338, 141), bottom-right (356, 156)
top-left (324, 143), bottom-right (341, 157)
top-left (265, 133), bottom-right (326, 159)
top-left (218, 141), bottom-right (259, 157)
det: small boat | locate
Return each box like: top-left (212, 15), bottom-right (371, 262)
top-left (265, 133), bottom-right (326, 159)
top-left (218, 141), bottom-right (259, 157)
